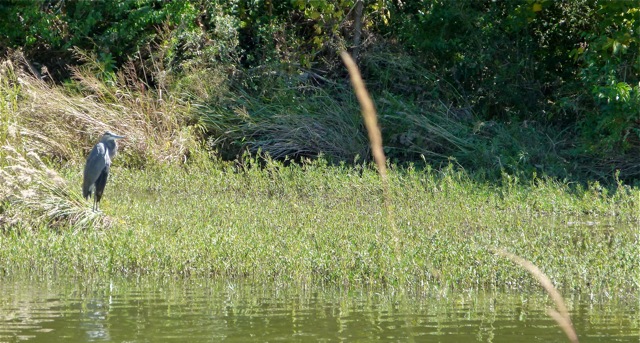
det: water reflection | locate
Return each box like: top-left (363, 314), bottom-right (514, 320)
top-left (0, 277), bottom-right (636, 342)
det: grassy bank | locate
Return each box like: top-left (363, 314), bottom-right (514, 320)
top-left (1, 53), bottom-right (639, 297)
top-left (1, 157), bottom-right (638, 296)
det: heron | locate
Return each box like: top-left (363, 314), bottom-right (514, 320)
top-left (82, 131), bottom-right (125, 212)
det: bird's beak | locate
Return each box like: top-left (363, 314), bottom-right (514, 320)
top-left (113, 134), bottom-right (125, 139)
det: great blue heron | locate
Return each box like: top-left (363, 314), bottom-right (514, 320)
top-left (82, 131), bottom-right (125, 211)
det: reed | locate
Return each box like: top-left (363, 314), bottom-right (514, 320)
top-left (2, 50), bottom-right (195, 165)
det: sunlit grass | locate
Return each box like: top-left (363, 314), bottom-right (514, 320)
top-left (0, 52), bottom-right (197, 232)
top-left (0, 158), bottom-right (637, 297)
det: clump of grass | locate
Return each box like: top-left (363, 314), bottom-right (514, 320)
top-left (196, 77), bottom-right (370, 162)
top-left (190, 48), bottom-right (581, 183)
top-left (4, 50), bottom-right (197, 166)
top-left (0, 51), bottom-right (200, 230)
top-left (0, 145), bottom-right (109, 232)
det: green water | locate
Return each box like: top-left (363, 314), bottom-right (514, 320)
top-left (0, 277), bottom-right (636, 342)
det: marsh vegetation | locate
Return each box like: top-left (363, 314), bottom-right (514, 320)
top-left (0, 2), bottom-right (638, 341)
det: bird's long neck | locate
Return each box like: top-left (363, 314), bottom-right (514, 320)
top-left (103, 139), bottom-right (118, 159)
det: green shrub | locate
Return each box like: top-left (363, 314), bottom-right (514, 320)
top-left (566, 2), bottom-right (639, 154)
top-left (0, 1), bottom-right (240, 80)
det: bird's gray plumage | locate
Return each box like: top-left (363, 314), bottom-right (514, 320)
top-left (83, 131), bottom-right (124, 211)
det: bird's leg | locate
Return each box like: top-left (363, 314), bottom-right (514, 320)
top-left (95, 194), bottom-right (102, 213)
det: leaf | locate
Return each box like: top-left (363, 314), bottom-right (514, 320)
top-left (294, 0), bottom-right (306, 10)
top-left (309, 11), bottom-right (321, 20)
top-left (612, 40), bottom-right (629, 55)
top-left (615, 82), bottom-right (632, 101)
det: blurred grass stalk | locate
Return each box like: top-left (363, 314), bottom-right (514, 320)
top-left (340, 51), bottom-right (400, 255)
top-left (496, 249), bottom-right (579, 343)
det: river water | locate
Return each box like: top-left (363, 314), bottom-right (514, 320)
top-left (0, 277), bottom-right (636, 342)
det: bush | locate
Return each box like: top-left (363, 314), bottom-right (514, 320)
top-left (385, 0), bottom-right (639, 173)
top-left (566, 2), bottom-right (639, 154)
top-left (0, 1), bottom-right (240, 81)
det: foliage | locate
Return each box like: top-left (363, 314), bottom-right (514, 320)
top-left (567, 2), bottom-right (640, 154)
top-left (233, 0), bottom-right (384, 69)
top-left (0, 0), bottom-right (240, 80)
top-left (386, 0), bottom-right (639, 156)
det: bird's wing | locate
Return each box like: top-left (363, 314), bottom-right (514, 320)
top-left (82, 143), bottom-right (111, 197)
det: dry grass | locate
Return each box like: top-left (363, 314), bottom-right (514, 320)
top-left (0, 145), bottom-right (110, 231)
top-left (340, 51), bottom-right (400, 254)
top-left (5, 50), bottom-right (196, 164)
top-left (496, 249), bottom-right (580, 343)
top-left (0, 51), bottom-right (198, 231)
top-left (340, 52), bottom-right (387, 182)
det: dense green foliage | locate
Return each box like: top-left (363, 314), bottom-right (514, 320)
top-left (1, 0), bottom-right (638, 180)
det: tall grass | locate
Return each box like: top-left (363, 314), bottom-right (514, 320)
top-left (3, 51), bottom-right (195, 162)
top-left (188, 48), bottom-right (586, 182)
top-left (0, 52), bottom-right (198, 231)
top-left (196, 74), bottom-right (369, 162)
top-left (0, 145), bottom-right (108, 231)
